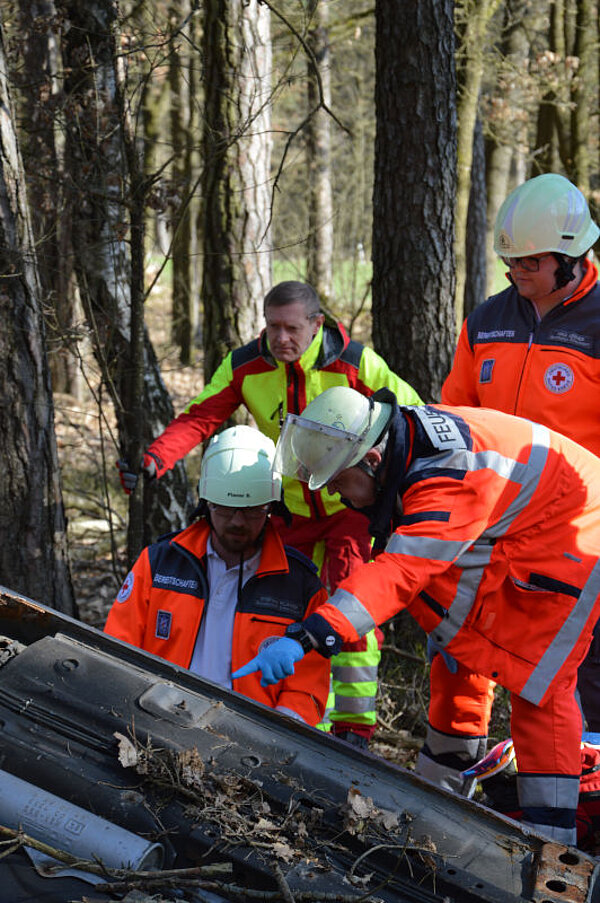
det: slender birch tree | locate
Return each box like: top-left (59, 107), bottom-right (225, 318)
top-left (58, 0), bottom-right (192, 561)
top-left (200, 0), bottom-right (273, 382)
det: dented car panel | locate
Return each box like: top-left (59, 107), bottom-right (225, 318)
top-left (0, 585), bottom-right (598, 903)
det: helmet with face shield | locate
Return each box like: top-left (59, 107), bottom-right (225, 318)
top-left (274, 387), bottom-right (392, 491)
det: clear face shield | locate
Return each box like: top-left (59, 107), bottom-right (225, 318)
top-left (274, 413), bottom-right (369, 491)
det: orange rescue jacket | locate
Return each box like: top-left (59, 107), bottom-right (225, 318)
top-left (105, 520), bottom-right (330, 725)
top-left (308, 404), bottom-right (600, 707)
top-left (442, 261), bottom-right (600, 456)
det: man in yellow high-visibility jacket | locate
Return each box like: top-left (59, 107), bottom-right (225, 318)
top-left (118, 281), bottom-right (422, 746)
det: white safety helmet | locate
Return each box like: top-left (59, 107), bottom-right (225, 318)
top-left (198, 425), bottom-right (282, 506)
top-left (494, 173), bottom-right (599, 258)
top-left (274, 386), bottom-right (392, 491)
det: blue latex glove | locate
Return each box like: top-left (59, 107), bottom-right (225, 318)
top-left (426, 635), bottom-right (458, 674)
top-left (231, 638), bottom-right (305, 686)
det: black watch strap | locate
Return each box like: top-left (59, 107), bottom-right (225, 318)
top-left (284, 623), bottom-right (314, 654)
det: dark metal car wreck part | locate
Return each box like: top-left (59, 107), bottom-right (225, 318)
top-left (0, 768), bottom-right (164, 880)
top-left (0, 585), bottom-right (598, 903)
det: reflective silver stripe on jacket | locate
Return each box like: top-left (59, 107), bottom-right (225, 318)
top-left (386, 535), bottom-right (470, 561)
top-left (327, 588), bottom-right (376, 636)
top-left (332, 696), bottom-right (376, 715)
top-left (522, 557), bottom-right (600, 704)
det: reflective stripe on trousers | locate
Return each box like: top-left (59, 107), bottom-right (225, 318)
top-left (316, 628), bottom-right (381, 730)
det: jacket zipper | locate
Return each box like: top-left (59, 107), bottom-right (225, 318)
top-left (514, 296), bottom-right (574, 414)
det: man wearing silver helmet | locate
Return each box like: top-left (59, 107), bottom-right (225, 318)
top-left (443, 173), bottom-right (600, 734)
top-left (106, 425), bottom-right (330, 725)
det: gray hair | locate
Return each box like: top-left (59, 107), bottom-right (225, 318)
top-left (263, 281), bottom-right (321, 319)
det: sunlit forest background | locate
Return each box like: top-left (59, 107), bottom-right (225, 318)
top-left (0, 0), bottom-right (596, 750)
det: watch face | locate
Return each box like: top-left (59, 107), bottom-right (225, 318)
top-left (285, 623), bottom-right (310, 652)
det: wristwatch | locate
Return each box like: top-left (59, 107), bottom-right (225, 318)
top-left (284, 622), bottom-right (315, 654)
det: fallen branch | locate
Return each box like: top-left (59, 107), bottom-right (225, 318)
top-left (381, 644), bottom-right (425, 665)
top-left (0, 824), bottom-right (230, 881)
top-left (271, 861), bottom-right (295, 903)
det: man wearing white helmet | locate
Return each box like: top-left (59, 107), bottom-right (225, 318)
top-left (105, 426), bottom-right (330, 725)
top-left (233, 385), bottom-right (600, 845)
top-left (117, 280), bottom-right (423, 748)
top-left (442, 173), bottom-right (600, 732)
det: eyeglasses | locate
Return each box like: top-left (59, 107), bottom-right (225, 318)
top-left (500, 254), bottom-right (553, 272)
top-left (207, 502), bottom-right (270, 521)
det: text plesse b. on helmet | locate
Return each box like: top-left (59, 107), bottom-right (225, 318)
top-left (198, 425), bottom-right (282, 507)
top-left (494, 173), bottom-right (600, 259)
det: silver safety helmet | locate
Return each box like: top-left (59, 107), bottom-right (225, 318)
top-left (274, 386), bottom-right (391, 491)
top-left (198, 425), bottom-right (282, 506)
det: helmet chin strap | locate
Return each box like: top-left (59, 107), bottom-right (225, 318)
top-left (356, 432), bottom-right (390, 482)
top-left (551, 254), bottom-right (578, 291)
top-left (507, 254), bottom-right (579, 294)
top-left (355, 459), bottom-right (377, 479)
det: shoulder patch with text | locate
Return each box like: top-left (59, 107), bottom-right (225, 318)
top-left (414, 408), bottom-right (467, 451)
top-left (479, 359), bottom-right (495, 384)
top-left (155, 610), bottom-right (172, 640)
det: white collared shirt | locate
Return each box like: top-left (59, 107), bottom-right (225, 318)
top-left (188, 537), bottom-right (260, 688)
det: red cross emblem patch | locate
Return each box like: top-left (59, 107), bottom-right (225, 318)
top-left (544, 362), bottom-right (574, 394)
top-left (116, 570), bottom-right (134, 603)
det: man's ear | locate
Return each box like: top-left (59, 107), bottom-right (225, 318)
top-left (312, 313), bottom-right (325, 334)
top-left (363, 448), bottom-right (382, 468)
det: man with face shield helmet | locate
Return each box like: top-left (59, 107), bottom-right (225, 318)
top-left (105, 425), bottom-right (330, 725)
top-left (234, 386), bottom-right (600, 846)
top-left (276, 387), bottom-right (391, 492)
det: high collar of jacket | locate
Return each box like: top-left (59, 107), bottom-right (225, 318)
top-left (561, 257), bottom-right (598, 306)
top-left (366, 406), bottom-right (413, 552)
top-left (170, 518), bottom-right (290, 576)
top-left (258, 317), bottom-right (350, 370)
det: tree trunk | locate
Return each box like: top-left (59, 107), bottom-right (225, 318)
top-left (16, 0), bottom-right (78, 396)
top-left (532, 0), bottom-right (573, 177)
top-left (306, 0), bottom-right (334, 305)
top-left (484, 0), bottom-right (530, 295)
top-left (372, 0), bottom-right (456, 402)
top-left (169, 0), bottom-right (195, 365)
top-left (0, 18), bottom-right (75, 614)
top-left (59, 0), bottom-right (192, 561)
top-left (571, 0), bottom-right (594, 194)
top-left (454, 0), bottom-right (502, 329)
top-left (464, 117), bottom-right (487, 319)
top-left (141, 45), bottom-right (169, 253)
top-left (200, 0), bottom-right (273, 383)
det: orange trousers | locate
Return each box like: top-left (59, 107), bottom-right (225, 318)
top-left (428, 657), bottom-right (582, 775)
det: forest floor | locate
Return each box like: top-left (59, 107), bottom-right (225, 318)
top-left (53, 265), bottom-right (200, 626)
top-left (52, 276), bottom-right (510, 773)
